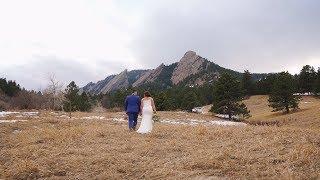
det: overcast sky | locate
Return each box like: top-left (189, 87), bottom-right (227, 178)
top-left (1, 0), bottom-right (320, 90)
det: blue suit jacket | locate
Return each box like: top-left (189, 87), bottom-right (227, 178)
top-left (125, 95), bottom-right (141, 113)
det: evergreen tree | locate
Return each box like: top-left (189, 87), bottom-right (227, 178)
top-left (268, 72), bottom-right (301, 113)
top-left (63, 81), bottom-right (80, 112)
top-left (181, 90), bottom-right (200, 111)
top-left (0, 78), bottom-right (21, 97)
top-left (62, 82), bottom-right (93, 112)
top-left (254, 74), bottom-right (277, 95)
top-left (298, 65), bottom-right (316, 93)
top-left (313, 68), bottom-right (320, 96)
top-left (211, 73), bottom-right (250, 120)
top-left (78, 92), bottom-right (92, 111)
top-left (241, 70), bottom-right (255, 96)
top-left (154, 92), bottom-right (169, 111)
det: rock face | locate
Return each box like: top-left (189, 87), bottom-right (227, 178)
top-left (133, 64), bottom-right (165, 87)
top-left (81, 69), bottom-right (148, 94)
top-left (81, 75), bottom-right (116, 94)
top-left (100, 70), bottom-right (129, 94)
top-left (171, 51), bottom-right (206, 85)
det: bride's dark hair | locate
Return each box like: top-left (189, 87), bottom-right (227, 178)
top-left (144, 91), bottom-right (151, 97)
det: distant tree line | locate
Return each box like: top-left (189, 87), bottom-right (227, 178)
top-left (1, 65), bottom-right (319, 117)
top-left (243, 65), bottom-right (320, 96)
top-left (0, 77), bottom-right (95, 112)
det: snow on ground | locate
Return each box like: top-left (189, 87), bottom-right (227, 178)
top-left (208, 120), bottom-right (246, 126)
top-left (81, 116), bottom-right (105, 120)
top-left (0, 120), bottom-right (28, 123)
top-left (22, 112), bottom-right (39, 116)
top-left (215, 114), bottom-right (239, 120)
top-left (109, 117), bottom-right (246, 126)
top-left (0, 111), bottom-right (39, 118)
top-left (112, 118), bottom-right (126, 122)
top-left (303, 101), bottom-right (313, 104)
top-left (0, 111), bottom-right (19, 117)
top-left (160, 118), bottom-right (246, 126)
top-left (0, 111), bottom-right (246, 126)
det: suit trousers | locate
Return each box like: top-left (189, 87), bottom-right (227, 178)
top-left (127, 112), bottom-right (138, 129)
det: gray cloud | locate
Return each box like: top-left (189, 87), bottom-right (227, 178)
top-left (131, 0), bottom-right (320, 73)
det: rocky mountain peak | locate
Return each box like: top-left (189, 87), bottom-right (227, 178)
top-left (183, 50), bottom-right (197, 59)
top-left (171, 51), bottom-right (205, 85)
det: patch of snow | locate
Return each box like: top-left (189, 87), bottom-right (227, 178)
top-left (0, 120), bottom-right (28, 123)
top-left (112, 118), bottom-right (126, 122)
top-left (13, 129), bottom-right (22, 134)
top-left (160, 118), bottom-right (246, 126)
top-left (189, 119), bottom-right (207, 123)
top-left (0, 111), bottom-right (39, 118)
top-left (303, 102), bottom-right (313, 104)
top-left (0, 111), bottom-right (19, 117)
top-left (161, 119), bottom-right (189, 125)
top-left (192, 107), bottom-right (204, 113)
top-left (293, 92), bottom-right (314, 96)
top-left (215, 114), bottom-right (239, 120)
top-left (109, 116), bottom-right (246, 126)
top-left (81, 116), bottom-right (105, 120)
top-left (208, 120), bottom-right (246, 126)
top-left (22, 112), bottom-right (39, 116)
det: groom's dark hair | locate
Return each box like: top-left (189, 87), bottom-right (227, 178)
top-left (132, 91), bottom-right (138, 96)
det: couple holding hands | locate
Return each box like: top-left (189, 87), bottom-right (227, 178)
top-left (124, 91), bottom-right (157, 134)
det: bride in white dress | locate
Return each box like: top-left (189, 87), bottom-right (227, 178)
top-left (137, 91), bottom-right (157, 134)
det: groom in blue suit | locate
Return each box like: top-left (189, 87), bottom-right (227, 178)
top-left (125, 91), bottom-right (141, 131)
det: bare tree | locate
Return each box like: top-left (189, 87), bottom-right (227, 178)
top-left (43, 74), bottom-right (64, 110)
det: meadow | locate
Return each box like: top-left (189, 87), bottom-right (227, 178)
top-left (0, 96), bottom-right (319, 179)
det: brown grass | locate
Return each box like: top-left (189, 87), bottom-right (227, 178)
top-left (245, 95), bottom-right (320, 129)
top-left (0, 96), bottom-right (320, 179)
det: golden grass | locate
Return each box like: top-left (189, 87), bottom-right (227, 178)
top-left (0, 96), bottom-right (320, 179)
top-left (245, 95), bottom-right (320, 129)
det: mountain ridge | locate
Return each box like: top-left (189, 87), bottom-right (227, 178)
top-left (81, 51), bottom-right (267, 94)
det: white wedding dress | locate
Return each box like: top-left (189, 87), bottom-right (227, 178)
top-left (137, 98), bottom-right (153, 134)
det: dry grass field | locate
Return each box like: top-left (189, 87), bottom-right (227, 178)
top-left (0, 96), bottom-right (320, 179)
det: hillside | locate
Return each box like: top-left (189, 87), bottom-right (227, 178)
top-left (1, 96), bottom-right (319, 179)
top-left (82, 51), bottom-right (267, 94)
top-left (244, 95), bottom-right (320, 129)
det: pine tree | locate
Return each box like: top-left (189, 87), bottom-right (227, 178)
top-left (211, 73), bottom-right (250, 120)
top-left (78, 92), bottom-right (92, 111)
top-left (181, 90), bottom-right (200, 111)
top-left (241, 70), bottom-right (255, 96)
top-left (154, 92), bottom-right (169, 111)
top-left (313, 68), bottom-right (320, 96)
top-left (255, 74), bottom-right (277, 95)
top-left (298, 65), bottom-right (316, 93)
top-left (63, 81), bottom-right (80, 112)
top-left (268, 72), bottom-right (301, 113)
top-left (0, 78), bottom-right (21, 97)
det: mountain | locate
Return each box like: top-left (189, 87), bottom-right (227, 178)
top-left (132, 63), bottom-right (165, 87)
top-left (81, 51), bottom-right (266, 94)
top-left (171, 51), bottom-right (207, 85)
